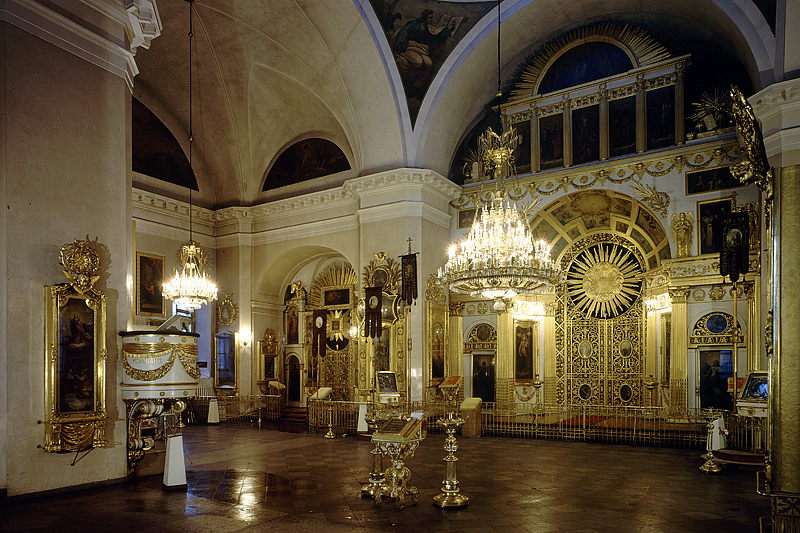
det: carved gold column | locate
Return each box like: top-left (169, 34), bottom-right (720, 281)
top-left (745, 281), bottom-right (760, 372)
top-left (531, 106), bottom-right (540, 173)
top-left (543, 303), bottom-right (557, 403)
top-left (674, 62), bottom-right (685, 145)
top-left (645, 306), bottom-right (657, 383)
top-left (563, 95), bottom-right (573, 167)
top-left (668, 287), bottom-right (690, 417)
top-left (496, 308), bottom-right (515, 409)
top-left (635, 75), bottom-right (647, 153)
top-left (448, 303), bottom-right (464, 378)
top-left (599, 84), bottom-right (609, 160)
top-left (770, 165), bottom-right (800, 530)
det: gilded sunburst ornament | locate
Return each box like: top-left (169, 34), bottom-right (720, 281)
top-left (566, 242), bottom-right (643, 318)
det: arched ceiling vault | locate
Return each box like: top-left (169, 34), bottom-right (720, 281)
top-left (133, 0), bottom-right (774, 209)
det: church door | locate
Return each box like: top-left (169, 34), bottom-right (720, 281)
top-left (288, 356), bottom-right (301, 404)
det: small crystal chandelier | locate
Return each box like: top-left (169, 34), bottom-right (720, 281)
top-left (438, 125), bottom-right (561, 302)
top-left (164, 241), bottom-right (217, 310)
top-left (163, 0), bottom-right (217, 311)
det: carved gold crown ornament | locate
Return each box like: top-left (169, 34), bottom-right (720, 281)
top-left (60, 238), bottom-right (100, 294)
top-left (438, 127), bottom-right (562, 307)
top-left (163, 0), bottom-right (217, 311)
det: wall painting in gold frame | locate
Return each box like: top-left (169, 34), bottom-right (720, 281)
top-left (43, 240), bottom-right (108, 452)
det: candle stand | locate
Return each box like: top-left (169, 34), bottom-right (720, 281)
top-left (433, 376), bottom-right (469, 508)
top-left (700, 409), bottom-right (722, 473)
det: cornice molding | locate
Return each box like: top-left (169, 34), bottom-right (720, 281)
top-left (133, 169), bottom-right (459, 244)
top-left (1, 0), bottom-right (161, 91)
top-left (750, 80), bottom-right (800, 166)
top-left (343, 168), bottom-right (462, 200)
top-left (132, 189), bottom-right (215, 227)
top-left (750, 80), bottom-right (800, 121)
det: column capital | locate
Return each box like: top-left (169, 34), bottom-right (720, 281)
top-left (668, 286), bottom-right (691, 303)
top-left (448, 302), bottom-right (464, 316)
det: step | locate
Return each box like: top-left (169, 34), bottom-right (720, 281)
top-left (706, 449), bottom-right (766, 470)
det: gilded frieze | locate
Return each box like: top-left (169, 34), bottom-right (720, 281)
top-left (692, 289), bottom-right (706, 301)
top-left (690, 311), bottom-right (744, 345)
top-left (464, 323), bottom-right (496, 352)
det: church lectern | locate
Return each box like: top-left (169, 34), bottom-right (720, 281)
top-left (370, 416), bottom-right (425, 509)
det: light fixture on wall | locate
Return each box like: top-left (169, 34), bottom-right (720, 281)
top-left (163, 0), bottom-right (217, 311)
top-left (437, 3), bottom-right (560, 304)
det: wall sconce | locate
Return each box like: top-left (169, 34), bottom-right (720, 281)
top-left (644, 296), bottom-right (658, 316)
top-left (239, 329), bottom-right (251, 346)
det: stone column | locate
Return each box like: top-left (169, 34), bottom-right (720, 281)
top-left (770, 166), bottom-right (800, 530)
top-left (668, 287), bottom-right (690, 417)
top-left (495, 308), bottom-right (515, 409)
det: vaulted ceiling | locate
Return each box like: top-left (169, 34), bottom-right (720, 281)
top-left (131, 0), bottom-right (775, 209)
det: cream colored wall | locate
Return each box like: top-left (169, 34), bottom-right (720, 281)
top-left (0, 18), bottom-right (8, 495)
top-left (2, 24), bottom-right (130, 496)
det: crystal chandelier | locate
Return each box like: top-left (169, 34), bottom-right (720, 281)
top-left (437, 128), bottom-right (561, 302)
top-left (163, 0), bottom-right (217, 311)
top-left (164, 241), bottom-right (217, 310)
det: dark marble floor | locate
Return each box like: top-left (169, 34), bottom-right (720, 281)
top-left (1, 423), bottom-right (769, 533)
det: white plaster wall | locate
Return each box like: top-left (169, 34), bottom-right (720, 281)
top-left (3, 24), bottom-right (129, 495)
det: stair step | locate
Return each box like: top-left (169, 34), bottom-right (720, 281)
top-left (281, 407), bottom-right (308, 424)
top-left (707, 449), bottom-right (766, 470)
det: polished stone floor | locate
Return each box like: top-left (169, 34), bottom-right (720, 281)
top-left (1, 423), bottom-right (769, 533)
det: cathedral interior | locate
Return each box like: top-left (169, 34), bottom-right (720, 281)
top-left (1, 0), bottom-right (798, 531)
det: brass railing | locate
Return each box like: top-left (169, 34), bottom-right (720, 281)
top-left (722, 411), bottom-right (767, 452)
top-left (480, 403), bottom-right (708, 448)
top-left (195, 397), bottom-right (720, 449)
top-left (191, 395), bottom-right (281, 424)
top-left (307, 400), bottom-right (450, 436)
top-left (306, 400), bottom-right (708, 448)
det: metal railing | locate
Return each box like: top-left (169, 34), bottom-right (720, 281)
top-left (480, 403), bottom-right (708, 448)
top-left (191, 395), bottom-right (281, 424)
top-left (194, 396), bottom-right (723, 450)
top-left (307, 400), bottom-right (450, 436)
top-left (308, 400), bottom-right (708, 448)
top-left (722, 411), bottom-right (767, 452)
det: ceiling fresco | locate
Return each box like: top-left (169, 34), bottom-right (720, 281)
top-left (369, 0), bottom-right (496, 125)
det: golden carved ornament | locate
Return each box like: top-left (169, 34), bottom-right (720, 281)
top-left (730, 85), bottom-right (773, 202)
top-left (122, 343), bottom-right (200, 381)
top-left (630, 180), bottom-right (669, 218)
top-left (60, 238), bottom-right (100, 294)
top-left (425, 273), bottom-right (447, 304)
top-left (217, 293), bottom-right (239, 326)
top-left (671, 211), bottom-right (694, 258)
top-left (362, 254), bottom-right (401, 294)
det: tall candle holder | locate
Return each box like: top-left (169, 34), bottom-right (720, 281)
top-left (433, 376), bottom-right (469, 508)
top-left (700, 409), bottom-right (722, 473)
top-left (361, 402), bottom-right (390, 498)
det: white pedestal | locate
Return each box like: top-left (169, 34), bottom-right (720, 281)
top-left (163, 434), bottom-right (187, 490)
top-left (357, 404), bottom-right (368, 433)
top-left (711, 417), bottom-right (727, 450)
top-left (208, 398), bottom-right (220, 424)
